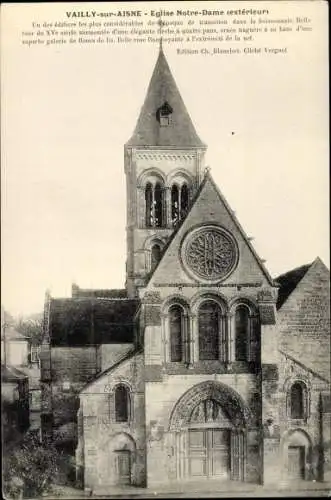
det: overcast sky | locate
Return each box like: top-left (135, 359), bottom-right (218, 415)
top-left (1, 2), bottom-right (329, 317)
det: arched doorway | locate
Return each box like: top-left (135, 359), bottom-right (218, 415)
top-left (282, 429), bottom-right (312, 481)
top-left (168, 381), bottom-right (253, 482)
top-left (105, 432), bottom-right (136, 486)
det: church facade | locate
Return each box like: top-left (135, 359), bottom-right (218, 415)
top-left (40, 48), bottom-right (330, 493)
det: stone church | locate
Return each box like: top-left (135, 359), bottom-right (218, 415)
top-left (40, 47), bottom-right (330, 493)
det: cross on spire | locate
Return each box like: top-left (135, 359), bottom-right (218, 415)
top-left (157, 18), bottom-right (165, 51)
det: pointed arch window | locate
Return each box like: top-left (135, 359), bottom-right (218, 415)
top-left (115, 385), bottom-right (130, 422)
top-left (198, 301), bottom-right (221, 360)
top-left (235, 305), bottom-right (249, 362)
top-left (151, 243), bottom-right (162, 271)
top-left (169, 305), bottom-right (183, 362)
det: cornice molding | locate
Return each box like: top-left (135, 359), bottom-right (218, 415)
top-left (135, 152), bottom-right (196, 161)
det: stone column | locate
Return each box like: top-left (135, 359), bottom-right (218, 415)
top-left (165, 186), bottom-right (172, 228)
top-left (258, 288), bottom-right (281, 486)
top-left (219, 314), bottom-right (227, 362)
top-left (190, 313), bottom-right (198, 363)
top-left (183, 312), bottom-right (191, 366)
top-left (227, 313), bottom-right (235, 364)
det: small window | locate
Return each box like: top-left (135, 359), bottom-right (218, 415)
top-left (156, 101), bottom-right (173, 126)
top-left (30, 346), bottom-right (39, 363)
top-left (62, 380), bottom-right (71, 391)
top-left (290, 382), bottom-right (304, 419)
top-left (115, 385), bottom-right (130, 422)
top-left (151, 244), bottom-right (162, 271)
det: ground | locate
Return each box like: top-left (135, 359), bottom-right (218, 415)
top-left (47, 480), bottom-right (331, 499)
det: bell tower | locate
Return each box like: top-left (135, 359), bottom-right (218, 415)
top-left (124, 46), bottom-right (207, 297)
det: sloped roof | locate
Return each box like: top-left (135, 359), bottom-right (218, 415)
top-left (1, 326), bottom-right (29, 341)
top-left (49, 297), bottom-right (139, 346)
top-left (80, 348), bottom-right (141, 393)
top-left (279, 348), bottom-right (330, 384)
top-left (71, 284), bottom-right (127, 299)
top-left (126, 47), bottom-right (205, 148)
top-left (275, 263), bottom-right (311, 309)
top-left (1, 365), bottom-right (28, 381)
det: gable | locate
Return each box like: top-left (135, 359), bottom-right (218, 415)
top-left (278, 258), bottom-right (330, 382)
top-left (148, 174), bottom-right (274, 288)
top-left (279, 349), bottom-right (330, 386)
top-left (80, 350), bottom-right (143, 394)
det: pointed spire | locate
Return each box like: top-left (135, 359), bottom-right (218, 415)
top-left (126, 45), bottom-right (206, 148)
top-left (158, 18), bottom-right (164, 53)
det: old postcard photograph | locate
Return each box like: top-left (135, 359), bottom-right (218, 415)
top-left (1, 1), bottom-right (330, 498)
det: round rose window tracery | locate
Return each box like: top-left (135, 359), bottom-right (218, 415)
top-left (181, 226), bottom-right (238, 283)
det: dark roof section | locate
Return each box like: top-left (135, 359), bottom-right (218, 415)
top-left (126, 47), bottom-right (206, 148)
top-left (49, 297), bottom-right (139, 346)
top-left (274, 263), bottom-right (312, 309)
top-left (1, 327), bottom-right (29, 341)
top-left (72, 284), bottom-right (127, 299)
top-left (1, 365), bottom-right (28, 381)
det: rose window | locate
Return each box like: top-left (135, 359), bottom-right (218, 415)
top-left (181, 226), bottom-right (238, 282)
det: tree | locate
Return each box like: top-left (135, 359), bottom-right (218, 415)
top-left (15, 314), bottom-right (44, 346)
top-left (3, 431), bottom-right (64, 499)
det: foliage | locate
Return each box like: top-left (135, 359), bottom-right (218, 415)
top-left (1, 305), bottom-right (44, 346)
top-left (2, 432), bottom-right (63, 499)
top-left (15, 315), bottom-right (44, 346)
top-left (2, 398), bottom-right (24, 446)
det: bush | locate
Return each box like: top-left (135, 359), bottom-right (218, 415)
top-left (3, 432), bottom-right (64, 499)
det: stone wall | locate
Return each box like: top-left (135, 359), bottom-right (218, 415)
top-left (80, 352), bottom-right (146, 490)
top-left (278, 259), bottom-right (330, 380)
top-left (145, 373), bottom-right (260, 486)
top-left (277, 352), bottom-right (330, 483)
top-left (41, 347), bottom-right (98, 447)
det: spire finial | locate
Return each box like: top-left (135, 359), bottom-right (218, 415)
top-left (157, 18), bottom-right (164, 51)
